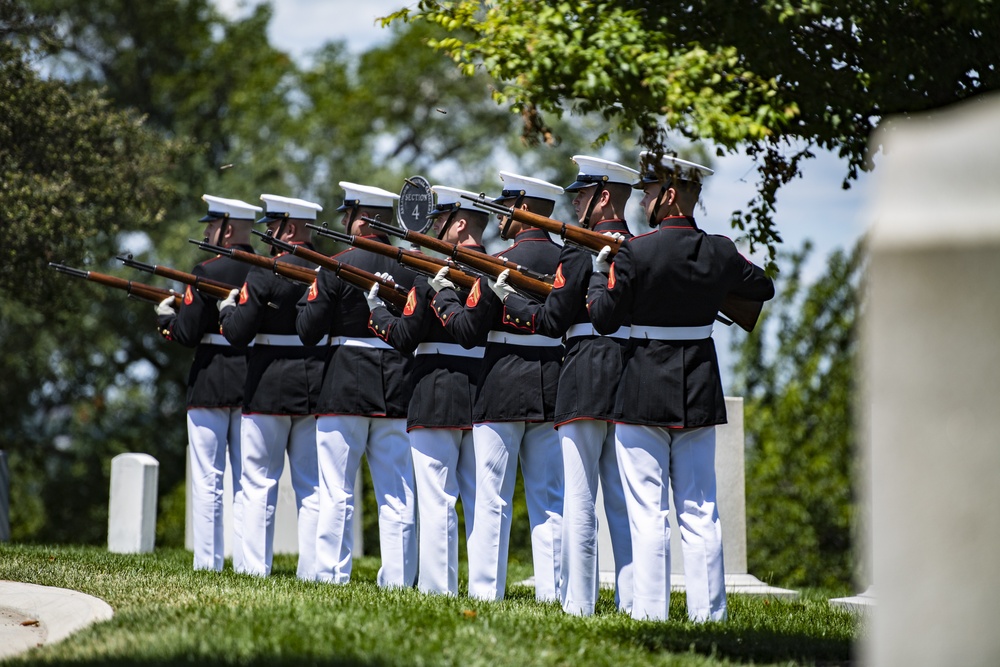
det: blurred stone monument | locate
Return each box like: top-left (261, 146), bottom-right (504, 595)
top-left (108, 453), bottom-right (159, 553)
top-left (864, 94), bottom-right (1000, 665)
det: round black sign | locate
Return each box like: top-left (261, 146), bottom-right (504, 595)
top-left (398, 176), bottom-right (434, 233)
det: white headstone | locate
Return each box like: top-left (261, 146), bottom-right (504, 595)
top-left (865, 94), bottom-right (1000, 666)
top-left (108, 453), bottom-right (159, 553)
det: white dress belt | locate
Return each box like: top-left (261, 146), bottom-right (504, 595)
top-left (330, 335), bottom-right (393, 350)
top-left (415, 342), bottom-right (485, 358)
top-left (487, 331), bottom-right (563, 347)
top-left (564, 323), bottom-right (630, 340)
top-left (630, 324), bottom-right (714, 340)
top-left (200, 333), bottom-right (230, 346)
top-left (253, 333), bottom-right (328, 346)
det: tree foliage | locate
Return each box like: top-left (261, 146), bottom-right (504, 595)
top-left (2, 0), bottom-right (597, 556)
top-left (730, 239), bottom-right (865, 589)
top-left (384, 0), bottom-right (1000, 271)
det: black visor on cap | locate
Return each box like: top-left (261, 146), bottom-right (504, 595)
top-left (199, 210), bottom-right (229, 222)
top-left (564, 174), bottom-right (607, 193)
top-left (493, 188), bottom-right (526, 203)
top-left (256, 211), bottom-right (289, 223)
top-left (632, 171), bottom-right (667, 190)
top-left (335, 199), bottom-right (360, 213)
top-left (426, 202), bottom-right (460, 218)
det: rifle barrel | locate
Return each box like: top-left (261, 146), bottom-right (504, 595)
top-left (49, 263), bottom-right (179, 306)
top-left (256, 227), bottom-right (407, 308)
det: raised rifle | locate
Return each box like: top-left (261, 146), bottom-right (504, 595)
top-left (251, 230), bottom-right (409, 310)
top-left (306, 223), bottom-right (479, 291)
top-left (189, 239), bottom-right (318, 286)
top-left (49, 262), bottom-right (180, 307)
top-left (463, 194), bottom-right (764, 332)
top-left (116, 253), bottom-right (237, 300)
top-left (362, 217), bottom-right (553, 299)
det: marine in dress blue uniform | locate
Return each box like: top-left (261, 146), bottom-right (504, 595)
top-left (586, 152), bottom-right (775, 622)
top-left (296, 182), bottom-right (417, 588)
top-left (367, 186), bottom-right (487, 596)
top-left (429, 172), bottom-right (565, 601)
top-left (155, 194), bottom-right (260, 572)
top-left (217, 194), bottom-right (325, 580)
top-left (497, 156), bottom-right (638, 615)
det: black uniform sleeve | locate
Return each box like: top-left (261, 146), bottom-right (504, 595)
top-left (368, 284), bottom-right (430, 355)
top-left (164, 265), bottom-right (221, 347)
top-left (500, 247), bottom-right (591, 337)
top-left (219, 274), bottom-right (263, 348)
top-left (296, 268), bottom-right (341, 345)
top-left (430, 280), bottom-right (493, 348)
top-left (586, 241), bottom-right (635, 334)
top-left (728, 252), bottom-right (776, 302)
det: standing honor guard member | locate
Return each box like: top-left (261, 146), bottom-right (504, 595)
top-left (495, 156), bottom-right (636, 615)
top-left (586, 152), bottom-right (775, 622)
top-left (296, 182), bottom-right (418, 588)
top-left (218, 194), bottom-right (325, 580)
top-left (429, 171), bottom-right (565, 602)
top-left (156, 194), bottom-right (260, 572)
top-left (367, 186), bottom-right (486, 596)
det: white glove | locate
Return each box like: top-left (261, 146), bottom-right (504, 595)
top-left (155, 296), bottom-right (176, 317)
top-left (603, 231), bottom-right (625, 244)
top-left (592, 245), bottom-right (612, 274)
top-left (375, 271), bottom-right (395, 284)
top-left (488, 269), bottom-right (517, 302)
top-left (428, 266), bottom-right (456, 293)
top-left (365, 283), bottom-right (385, 311)
top-left (218, 288), bottom-right (239, 312)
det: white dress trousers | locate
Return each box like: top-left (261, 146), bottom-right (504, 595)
top-left (187, 407), bottom-right (244, 572)
top-left (238, 413), bottom-right (320, 580)
top-left (558, 419), bottom-right (633, 615)
top-left (408, 427), bottom-right (477, 596)
top-left (615, 423), bottom-right (727, 622)
top-left (314, 415), bottom-right (417, 587)
top-left (467, 420), bottom-right (563, 601)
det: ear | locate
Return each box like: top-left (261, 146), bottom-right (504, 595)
top-left (599, 188), bottom-right (612, 206)
top-left (283, 221), bottom-right (297, 238)
top-left (454, 218), bottom-right (468, 234)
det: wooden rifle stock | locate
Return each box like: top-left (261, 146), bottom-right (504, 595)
top-left (117, 254), bottom-right (236, 300)
top-left (251, 231), bottom-right (409, 310)
top-left (49, 263), bottom-right (180, 307)
top-left (189, 240), bottom-right (318, 285)
top-left (463, 195), bottom-right (762, 331)
top-left (363, 218), bottom-right (553, 299)
top-left (306, 224), bottom-right (479, 291)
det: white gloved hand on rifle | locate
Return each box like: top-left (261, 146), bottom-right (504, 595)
top-left (155, 296), bottom-right (176, 317)
top-left (488, 269), bottom-right (517, 302)
top-left (218, 288), bottom-right (239, 312)
top-left (365, 283), bottom-right (385, 311)
top-left (592, 245), bottom-right (612, 274)
top-left (428, 266), bottom-right (456, 293)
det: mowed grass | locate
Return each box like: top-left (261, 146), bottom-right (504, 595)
top-left (0, 545), bottom-right (863, 666)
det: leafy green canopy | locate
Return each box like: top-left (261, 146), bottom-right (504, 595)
top-left (3, 0), bottom-right (595, 551)
top-left (384, 0), bottom-right (1000, 271)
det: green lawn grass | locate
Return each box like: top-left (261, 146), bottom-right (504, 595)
top-left (0, 545), bottom-right (863, 666)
